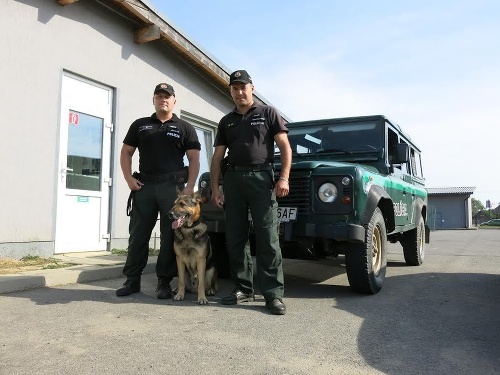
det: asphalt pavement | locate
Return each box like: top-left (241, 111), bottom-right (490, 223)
top-left (1, 229), bottom-right (499, 375)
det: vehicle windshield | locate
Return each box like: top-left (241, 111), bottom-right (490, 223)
top-left (275, 121), bottom-right (383, 156)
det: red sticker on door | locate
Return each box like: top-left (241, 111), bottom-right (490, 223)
top-left (69, 112), bottom-right (79, 125)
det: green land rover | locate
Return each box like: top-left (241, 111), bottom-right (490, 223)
top-left (198, 115), bottom-right (429, 294)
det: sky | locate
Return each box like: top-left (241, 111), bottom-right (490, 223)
top-left (147, 0), bottom-right (499, 207)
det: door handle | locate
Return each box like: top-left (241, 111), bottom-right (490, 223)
top-left (60, 167), bottom-right (74, 181)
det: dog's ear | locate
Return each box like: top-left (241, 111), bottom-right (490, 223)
top-left (192, 191), bottom-right (202, 204)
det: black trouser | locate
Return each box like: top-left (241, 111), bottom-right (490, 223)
top-left (122, 181), bottom-right (178, 281)
top-left (223, 169), bottom-right (284, 301)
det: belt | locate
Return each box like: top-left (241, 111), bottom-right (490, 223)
top-left (139, 169), bottom-right (188, 183)
top-left (227, 163), bottom-right (273, 171)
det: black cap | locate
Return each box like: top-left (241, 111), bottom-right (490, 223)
top-left (154, 83), bottom-right (175, 96)
top-left (229, 70), bottom-right (253, 85)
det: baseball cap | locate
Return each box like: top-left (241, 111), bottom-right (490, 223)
top-left (229, 70), bottom-right (253, 85)
top-left (154, 83), bottom-right (175, 96)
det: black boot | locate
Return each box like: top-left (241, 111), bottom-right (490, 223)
top-left (116, 278), bottom-right (140, 297)
top-left (156, 277), bottom-right (172, 299)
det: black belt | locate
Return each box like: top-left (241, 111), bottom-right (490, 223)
top-left (139, 169), bottom-right (188, 183)
top-left (227, 163), bottom-right (273, 171)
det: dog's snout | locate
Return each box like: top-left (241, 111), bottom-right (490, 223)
top-left (168, 210), bottom-right (176, 219)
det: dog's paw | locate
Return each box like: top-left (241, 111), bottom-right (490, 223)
top-left (173, 293), bottom-right (185, 301)
top-left (198, 297), bottom-right (209, 305)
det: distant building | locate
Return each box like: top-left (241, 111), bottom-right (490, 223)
top-left (426, 187), bottom-right (476, 229)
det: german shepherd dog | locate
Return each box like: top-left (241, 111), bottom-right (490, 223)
top-left (169, 191), bottom-right (217, 304)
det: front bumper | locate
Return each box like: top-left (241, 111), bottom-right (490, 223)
top-left (203, 218), bottom-right (366, 243)
top-left (281, 221), bottom-right (366, 243)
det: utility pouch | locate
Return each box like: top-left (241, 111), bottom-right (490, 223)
top-left (220, 157), bottom-right (229, 177)
top-left (126, 171), bottom-right (141, 216)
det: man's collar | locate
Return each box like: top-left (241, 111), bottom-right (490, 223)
top-left (151, 113), bottom-right (179, 122)
top-left (232, 102), bottom-right (258, 115)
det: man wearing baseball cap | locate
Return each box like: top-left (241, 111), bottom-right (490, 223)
top-left (228, 69), bottom-right (253, 85)
top-left (116, 82), bottom-right (201, 300)
top-left (153, 82), bottom-right (175, 96)
top-left (210, 70), bottom-right (292, 315)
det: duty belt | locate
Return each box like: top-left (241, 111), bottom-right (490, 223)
top-left (227, 163), bottom-right (273, 171)
top-left (126, 169), bottom-right (188, 216)
top-left (139, 169), bottom-right (188, 183)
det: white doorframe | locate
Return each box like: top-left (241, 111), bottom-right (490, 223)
top-left (54, 73), bottom-right (113, 253)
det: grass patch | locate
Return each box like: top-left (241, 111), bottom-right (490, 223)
top-left (0, 256), bottom-right (75, 275)
top-left (111, 248), bottom-right (128, 256)
top-left (111, 248), bottom-right (160, 256)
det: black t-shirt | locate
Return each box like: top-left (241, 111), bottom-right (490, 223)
top-left (214, 103), bottom-right (288, 165)
top-left (123, 113), bottom-right (201, 174)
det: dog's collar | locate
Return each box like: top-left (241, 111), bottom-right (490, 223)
top-left (186, 219), bottom-right (202, 228)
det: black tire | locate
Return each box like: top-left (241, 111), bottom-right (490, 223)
top-left (401, 215), bottom-right (425, 266)
top-left (345, 207), bottom-right (387, 294)
top-left (209, 232), bottom-right (231, 279)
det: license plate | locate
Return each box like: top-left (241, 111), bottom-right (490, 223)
top-left (248, 207), bottom-right (298, 223)
top-left (277, 207), bottom-right (297, 222)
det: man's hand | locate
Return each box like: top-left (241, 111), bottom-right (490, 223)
top-left (275, 178), bottom-right (289, 198)
top-left (126, 176), bottom-right (143, 191)
top-left (182, 185), bottom-right (195, 195)
top-left (211, 188), bottom-right (224, 209)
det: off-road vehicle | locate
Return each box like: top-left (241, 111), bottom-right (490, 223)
top-left (198, 115), bottom-right (429, 294)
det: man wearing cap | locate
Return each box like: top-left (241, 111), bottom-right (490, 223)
top-left (116, 83), bottom-right (201, 299)
top-left (210, 70), bottom-right (292, 315)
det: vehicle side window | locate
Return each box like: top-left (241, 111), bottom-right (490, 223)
top-left (410, 148), bottom-right (423, 178)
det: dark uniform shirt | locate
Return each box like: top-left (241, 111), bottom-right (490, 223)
top-left (214, 103), bottom-right (288, 165)
top-left (123, 113), bottom-right (201, 174)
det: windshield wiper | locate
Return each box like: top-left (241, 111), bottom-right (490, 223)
top-left (276, 150), bottom-right (303, 157)
top-left (316, 148), bottom-right (353, 155)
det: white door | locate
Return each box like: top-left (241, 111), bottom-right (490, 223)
top-left (55, 74), bottom-right (113, 253)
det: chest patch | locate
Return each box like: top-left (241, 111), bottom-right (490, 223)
top-left (250, 114), bottom-right (265, 126)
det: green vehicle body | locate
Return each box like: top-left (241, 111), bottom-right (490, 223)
top-left (198, 115), bottom-right (429, 294)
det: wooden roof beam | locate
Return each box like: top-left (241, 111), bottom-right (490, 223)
top-left (112, 0), bottom-right (229, 86)
top-left (57, 0), bottom-right (78, 5)
top-left (134, 25), bottom-right (160, 44)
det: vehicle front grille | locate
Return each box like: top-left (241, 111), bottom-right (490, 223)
top-left (277, 174), bottom-right (310, 215)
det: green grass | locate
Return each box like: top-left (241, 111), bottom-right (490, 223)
top-left (0, 256), bottom-right (75, 274)
top-left (111, 248), bottom-right (160, 256)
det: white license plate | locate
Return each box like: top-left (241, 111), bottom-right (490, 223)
top-left (248, 207), bottom-right (298, 222)
top-left (277, 207), bottom-right (297, 222)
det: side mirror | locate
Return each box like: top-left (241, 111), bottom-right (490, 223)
top-left (392, 143), bottom-right (409, 164)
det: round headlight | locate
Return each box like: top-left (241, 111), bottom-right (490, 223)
top-left (341, 177), bottom-right (351, 186)
top-left (318, 183), bottom-right (338, 203)
top-left (200, 180), bottom-right (207, 188)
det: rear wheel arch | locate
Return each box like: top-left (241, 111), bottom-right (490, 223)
top-left (401, 214), bottom-right (425, 266)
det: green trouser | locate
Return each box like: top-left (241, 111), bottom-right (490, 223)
top-left (223, 169), bottom-right (284, 301)
top-left (122, 181), bottom-right (178, 281)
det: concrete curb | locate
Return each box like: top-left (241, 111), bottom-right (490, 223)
top-left (0, 262), bottom-right (156, 294)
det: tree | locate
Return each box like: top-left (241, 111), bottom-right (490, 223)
top-left (471, 198), bottom-right (485, 216)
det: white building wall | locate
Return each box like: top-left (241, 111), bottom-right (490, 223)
top-left (0, 0), bottom-right (232, 257)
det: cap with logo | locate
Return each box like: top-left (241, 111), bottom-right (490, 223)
top-left (229, 70), bottom-right (253, 85)
top-left (154, 83), bottom-right (175, 96)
